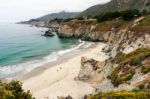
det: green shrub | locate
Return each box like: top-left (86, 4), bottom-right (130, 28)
top-left (138, 84), bottom-right (145, 90)
top-left (120, 9), bottom-right (141, 21)
top-left (77, 17), bottom-right (84, 20)
top-left (95, 11), bottom-right (120, 22)
top-left (95, 9), bottom-right (142, 22)
top-left (108, 48), bottom-right (150, 86)
top-left (87, 90), bottom-right (150, 99)
top-left (130, 56), bottom-right (142, 66)
top-left (132, 88), bottom-right (140, 92)
top-left (142, 65), bottom-right (150, 74)
top-left (0, 80), bottom-right (34, 99)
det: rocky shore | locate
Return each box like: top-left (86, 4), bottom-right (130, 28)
top-left (19, 16), bottom-right (150, 99)
top-left (55, 17), bottom-right (150, 98)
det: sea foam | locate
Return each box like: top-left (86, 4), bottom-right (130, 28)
top-left (0, 40), bottom-right (91, 79)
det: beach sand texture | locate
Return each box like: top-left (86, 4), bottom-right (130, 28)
top-left (17, 43), bottom-right (108, 99)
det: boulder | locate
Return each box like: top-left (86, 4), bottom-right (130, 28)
top-left (43, 30), bottom-right (54, 37)
top-left (57, 95), bottom-right (72, 99)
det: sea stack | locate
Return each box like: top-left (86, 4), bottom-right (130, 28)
top-left (43, 30), bottom-right (55, 37)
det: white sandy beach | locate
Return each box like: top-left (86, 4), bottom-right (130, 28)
top-left (17, 43), bottom-right (108, 99)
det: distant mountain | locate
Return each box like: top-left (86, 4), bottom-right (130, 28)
top-left (36, 11), bottom-right (80, 21)
top-left (80, 0), bottom-right (150, 17)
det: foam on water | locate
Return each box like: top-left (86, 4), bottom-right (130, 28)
top-left (0, 40), bottom-right (91, 79)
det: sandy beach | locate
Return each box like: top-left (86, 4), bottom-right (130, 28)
top-left (16, 43), bottom-right (108, 99)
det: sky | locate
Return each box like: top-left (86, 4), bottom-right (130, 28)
top-left (0, 0), bottom-right (110, 22)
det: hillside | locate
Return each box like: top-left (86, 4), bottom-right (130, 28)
top-left (57, 15), bottom-right (150, 98)
top-left (80, 0), bottom-right (150, 17)
top-left (36, 11), bottom-right (80, 21)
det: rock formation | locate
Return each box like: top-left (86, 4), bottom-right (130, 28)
top-left (75, 57), bottom-right (106, 84)
top-left (69, 17), bottom-right (150, 94)
top-left (58, 18), bottom-right (150, 54)
top-left (43, 30), bottom-right (55, 37)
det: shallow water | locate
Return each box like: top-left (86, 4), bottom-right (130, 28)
top-left (0, 22), bottom-right (81, 79)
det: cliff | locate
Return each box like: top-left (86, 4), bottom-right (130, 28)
top-left (57, 16), bottom-right (150, 98)
top-left (58, 17), bottom-right (150, 50)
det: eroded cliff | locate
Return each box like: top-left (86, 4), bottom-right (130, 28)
top-left (57, 16), bottom-right (150, 98)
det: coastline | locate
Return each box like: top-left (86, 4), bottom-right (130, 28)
top-left (15, 42), bottom-right (108, 99)
top-left (15, 41), bottom-right (93, 81)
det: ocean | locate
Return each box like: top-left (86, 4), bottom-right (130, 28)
top-left (0, 22), bottom-right (86, 79)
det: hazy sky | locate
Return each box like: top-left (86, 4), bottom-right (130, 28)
top-left (0, 0), bottom-right (110, 22)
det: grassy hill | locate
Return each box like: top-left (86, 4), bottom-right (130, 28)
top-left (36, 11), bottom-right (80, 21)
top-left (80, 0), bottom-right (150, 17)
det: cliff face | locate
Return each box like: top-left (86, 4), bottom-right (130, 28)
top-left (50, 15), bottom-right (150, 99)
top-left (58, 17), bottom-right (150, 94)
top-left (58, 18), bottom-right (150, 53)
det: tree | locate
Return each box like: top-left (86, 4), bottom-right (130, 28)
top-left (120, 9), bottom-right (141, 21)
top-left (95, 11), bottom-right (120, 22)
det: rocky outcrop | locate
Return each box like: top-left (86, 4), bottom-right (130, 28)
top-left (58, 23), bottom-right (107, 42)
top-left (75, 57), bottom-right (106, 84)
top-left (58, 17), bottom-right (150, 97)
top-left (43, 30), bottom-right (54, 37)
top-left (58, 19), bottom-right (150, 54)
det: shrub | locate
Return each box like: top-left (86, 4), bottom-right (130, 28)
top-left (120, 9), bottom-right (141, 21)
top-left (130, 56), bottom-right (142, 66)
top-left (86, 90), bottom-right (150, 99)
top-left (95, 9), bottom-right (142, 22)
top-left (0, 80), bottom-right (34, 99)
top-left (138, 84), bottom-right (145, 90)
top-left (108, 65), bottom-right (136, 87)
top-left (77, 17), bottom-right (84, 20)
top-left (142, 65), bottom-right (150, 74)
top-left (132, 88), bottom-right (140, 92)
top-left (146, 1), bottom-right (150, 6)
top-left (95, 11), bottom-right (120, 22)
top-left (126, 74), bottom-right (133, 80)
top-left (108, 48), bottom-right (150, 86)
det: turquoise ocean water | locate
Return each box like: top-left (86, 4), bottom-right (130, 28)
top-left (0, 22), bottom-right (85, 79)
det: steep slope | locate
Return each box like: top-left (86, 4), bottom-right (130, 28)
top-left (57, 16), bottom-right (150, 98)
top-left (36, 11), bottom-right (80, 21)
top-left (80, 0), bottom-right (150, 16)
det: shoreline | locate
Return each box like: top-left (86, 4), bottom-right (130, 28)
top-left (2, 39), bottom-right (86, 80)
top-left (15, 42), bottom-right (108, 99)
top-left (15, 42), bottom-right (94, 81)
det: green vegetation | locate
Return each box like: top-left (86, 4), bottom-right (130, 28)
top-left (86, 90), bottom-right (150, 99)
top-left (76, 17), bottom-right (84, 20)
top-left (138, 16), bottom-right (150, 26)
top-left (94, 11), bottom-right (121, 22)
top-left (0, 80), bottom-right (34, 99)
top-left (115, 48), bottom-right (150, 64)
top-left (138, 80), bottom-right (150, 90)
top-left (108, 66), bottom-right (136, 87)
top-left (80, 0), bottom-right (150, 17)
top-left (108, 48), bottom-right (150, 86)
top-left (131, 16), bottom-right (150, 32)
top-left (146, 1), bottom-right (150, 6)
top-left (36, 11), bottom-right (80, 21)
top-left (142, 65), bottom-right (150, 74)
top-left (94, 9), bottom-right (141, 22)
top-left (121, 9), bottom-right (141, 21)
top-left (130, 55), bottom-right (143, 66)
